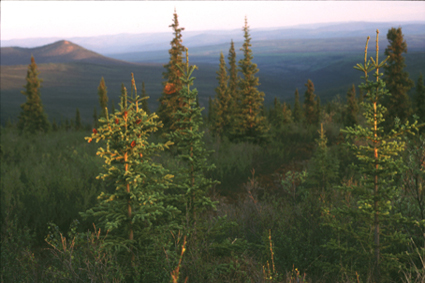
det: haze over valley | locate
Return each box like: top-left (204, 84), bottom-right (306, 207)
top-left (2, 21), bottom-right (424, 125)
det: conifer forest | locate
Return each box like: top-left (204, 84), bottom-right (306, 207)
top-left (2, 11), bottom-right (425, 283)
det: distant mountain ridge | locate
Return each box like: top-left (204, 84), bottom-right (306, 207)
top-left (0, 40), bottom-right (135, 66)
top-left (2, 21), bottom-right (425, 55)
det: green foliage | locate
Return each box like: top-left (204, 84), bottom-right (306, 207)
top-left (303, 79), bottom-right (318, 125)
top-left (140, 81), bottom-right (151, 115)
top-left (81, 74), bottom-right (179, 255)
top-left (231, 17), bottom-right (269, 144)
top-left (158, 10), bottom-right (186, 133)
top-left (166, 49), bottom-right (218, 229)
top-left (269, 98), bottom-right (292, 130)
top-left (307, 124), bottom-right (340, 195)
top-left (17, 56), bottom-right (50, 134)
top-left (97, 77), bottom-right (109, 118)
top-left (325, 31), bottom-right (420, 282)
top-left (211, 52), bottom-right (232, 139)
top-left (1, 215), bottom-right (39, 282)
top-left (344, 84), bottom-right (359, 127)
top-left (44, 220), bottom-right (126, 282)
top-left (293, 88), bottom-right (303, 123)
top-left (414, 73), bottom-right (425, 131)
top-left (0, 127), bottom-right (105, 244)
top-left (383, 27), bottom-right (414, 128)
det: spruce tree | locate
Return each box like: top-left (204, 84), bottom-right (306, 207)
top-left (81, 73), bottom-right (179, 260)
top-left (303, 79), bottom-right (317, 125)
top-left (269, 97), bottom-right (282, 128)
top-left (326, 31), bottom-right (419, 282)
top-left (293, 88), bottom-right (303, 123)
top-left (140, 81), bottom-right (151, 115)
top-left (307, 123), bottom-right (339, 195)
top-left (282, 102), bottom-right (293, 124)
top-left (211, 51), bottom-right (231, 138)
top-left (227, 40), bottom-right (239, 130)
top-left (120, 83), bottom-right (127, 110)
top-left (157, 10), bottom-right (186, 133)
top-left (166, 49), bottom-right (217, 230)
top-left (383, 27), bottom-right (414, 128)
top-left (75, 108), bottom-right (82, 131)
top-left (97, 77), bottom-right (108, 118)
top-left (316, 96), bottom-right (321, 124)
top-left (232, 17), bottom-right (269, 143)
top-left (414, 73), bottom-right (425, 129)
top-left (17, 56), bottom-right (50, 133)
top-left (345, 84), bottom-right (359, 127)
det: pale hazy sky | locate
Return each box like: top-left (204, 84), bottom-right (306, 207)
top-left (2, 1), bottom-right (425, 40)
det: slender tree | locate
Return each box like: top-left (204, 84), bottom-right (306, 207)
top-left (17, 56), bottom-right (50, 133)
top-left (166, 49), bottom-right (218, 231)
top-left (81, 73), bottom-right (179, 261)
top-left (383, 27), bottom-right (414, 128)
top-left (316, 96), bottom-right (321, 124)
top-left (293, 88), bottom-right (303, 123)
top-left (211, 52), bottom-right (231, 138)
top-left (326, 31), bottom-right (419, 282)
top-left (227, 40), bottom-right (239, 129)
top-left (232, 17), bottom-right (269, 143)
top-left (97, 77), bottom-right (108, 118)
top-left (303, 79), bottom-right (317, 125)
top-left (157, 10), bottom-right (186, 132)
top-left (345, 84), bottom-right (359, 127)
top-left (141, 81), bottom-right (151, 115)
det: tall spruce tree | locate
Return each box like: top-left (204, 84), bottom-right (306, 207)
top-left (293, 88), bottom-right (303, 123)
top-left (345, 84), bottom-right (359, 127)
top-left (17, 56), bottom-right (50, 133)
top-left (227, 40), bottom-right (239, 130)
top-left (140, 81), bottom-right (151, 115)
top-left (232, 17), bottom-right (268, 143)
top-left (383, 27), bottom-right (414, 128)
top-left (316, 96), bottom-right (321, 124)
top-left (81, 73), bottom-right (179, 261)
top-left (157, 10), bottom-right (186, 133)
top-left (211, 52), bottom-right (231, 138)
top-left (303, 79), bottom-right (318, 125)
top-left (414, 73), bottom-right (425, 130)
top-left (325, 31), bottom-right (419, 282)
top-left (166, 49), bottom-right (217, 231)
top-left (97, 77), bottom-right (108, 118)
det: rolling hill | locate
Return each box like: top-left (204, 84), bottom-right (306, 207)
top-left (0, 40), bottom-right (135, 66)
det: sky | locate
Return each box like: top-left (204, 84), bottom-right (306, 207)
top-left (2, 1), bottom-right (425, 40)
